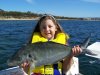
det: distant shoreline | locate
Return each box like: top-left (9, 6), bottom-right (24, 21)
top-left (0, 17), bottom-right (70, 21)
top-left (0, 9), bottom-right (100, 21)
top-left (0, 17), bottom-right (100, 21)
top-left (0, 17), bottom-right (39, 20)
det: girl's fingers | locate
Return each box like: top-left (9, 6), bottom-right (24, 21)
top-left (21, 62), bottom-right (30, 68)
top-left (72, 46), bottom-right (76, 56)
top-left (21, 62), bottom-right (30, 74)
top-left (72, 45), bottom-right (82, 56)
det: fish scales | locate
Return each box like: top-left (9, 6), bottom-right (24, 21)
top-left (8, 41), bottom-right (72, 67)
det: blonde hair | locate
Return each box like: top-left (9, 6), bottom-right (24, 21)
top-left (34, 15), bottom-right (64, 33)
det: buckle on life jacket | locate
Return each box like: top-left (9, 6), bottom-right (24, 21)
top-left (44, 65), bottom-right (54, 74)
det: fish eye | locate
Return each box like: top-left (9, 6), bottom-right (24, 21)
top-left (28, 54), bottom-right (32, 58)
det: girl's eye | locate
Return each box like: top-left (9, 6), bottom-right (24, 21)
top-left (42, 26), bottom-right (46, 29)
top-left (49, 25), bottom-right (53, 28)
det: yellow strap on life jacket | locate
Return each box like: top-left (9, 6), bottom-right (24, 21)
top-left (51, 32), bottom-right (69, 45)
top-left (31, 32), bottom-right (69, 74)
top-left (31, 32), bottom-right (69, 44)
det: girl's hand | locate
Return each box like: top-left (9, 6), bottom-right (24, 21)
top-left (71, 45), bottom-right (82, 56)
top-left (21, 62), bottom-right (30, 74)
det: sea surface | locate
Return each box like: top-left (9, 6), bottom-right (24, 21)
top-left (0, 20), bottom-right (100, 75)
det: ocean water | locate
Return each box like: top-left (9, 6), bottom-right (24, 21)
top-left (0, 20), bottom-right (100, 75)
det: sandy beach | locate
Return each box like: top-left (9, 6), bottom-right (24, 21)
top-left (0, 17), bottom-right (39, 20)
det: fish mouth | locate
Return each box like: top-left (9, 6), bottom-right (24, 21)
top-left (7, 60), bottom-right (20, 67)
top-left (7, 60), bottom-right (14, 66)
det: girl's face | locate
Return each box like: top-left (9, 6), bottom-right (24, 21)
top-left (40, 19), bottom-right (57, 40)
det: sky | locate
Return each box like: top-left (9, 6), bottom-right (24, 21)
top-left (0, 0), bottom-right (100, 18)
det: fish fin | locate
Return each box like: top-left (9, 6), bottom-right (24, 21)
top-left (81, 34), bottom-right (91, 49)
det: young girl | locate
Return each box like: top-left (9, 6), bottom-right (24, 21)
top-left (21, 15), bottom-right (82, 75)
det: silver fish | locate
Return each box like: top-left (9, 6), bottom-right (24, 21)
top-left (7, 36), bottom-right (96, 74)
top-left (7, 41), bottom-right (71, 67)
top-left (7, 41), bottom-right (72, 74)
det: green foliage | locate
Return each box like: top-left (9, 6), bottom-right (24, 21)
top-left (0, 9), bottom-right (39, 19)
top-left (1, 9), bottom-right (99, 20)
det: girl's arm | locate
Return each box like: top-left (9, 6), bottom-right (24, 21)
top-left (62, 45), bottom-right (82, 73)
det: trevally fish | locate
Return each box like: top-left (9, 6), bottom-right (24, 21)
top-left (7, 41), bottom-right (72, 75)
top-left (8, 41), bottom-right (72, 67)
top-left (7, 36), bottom-right (96, 74)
